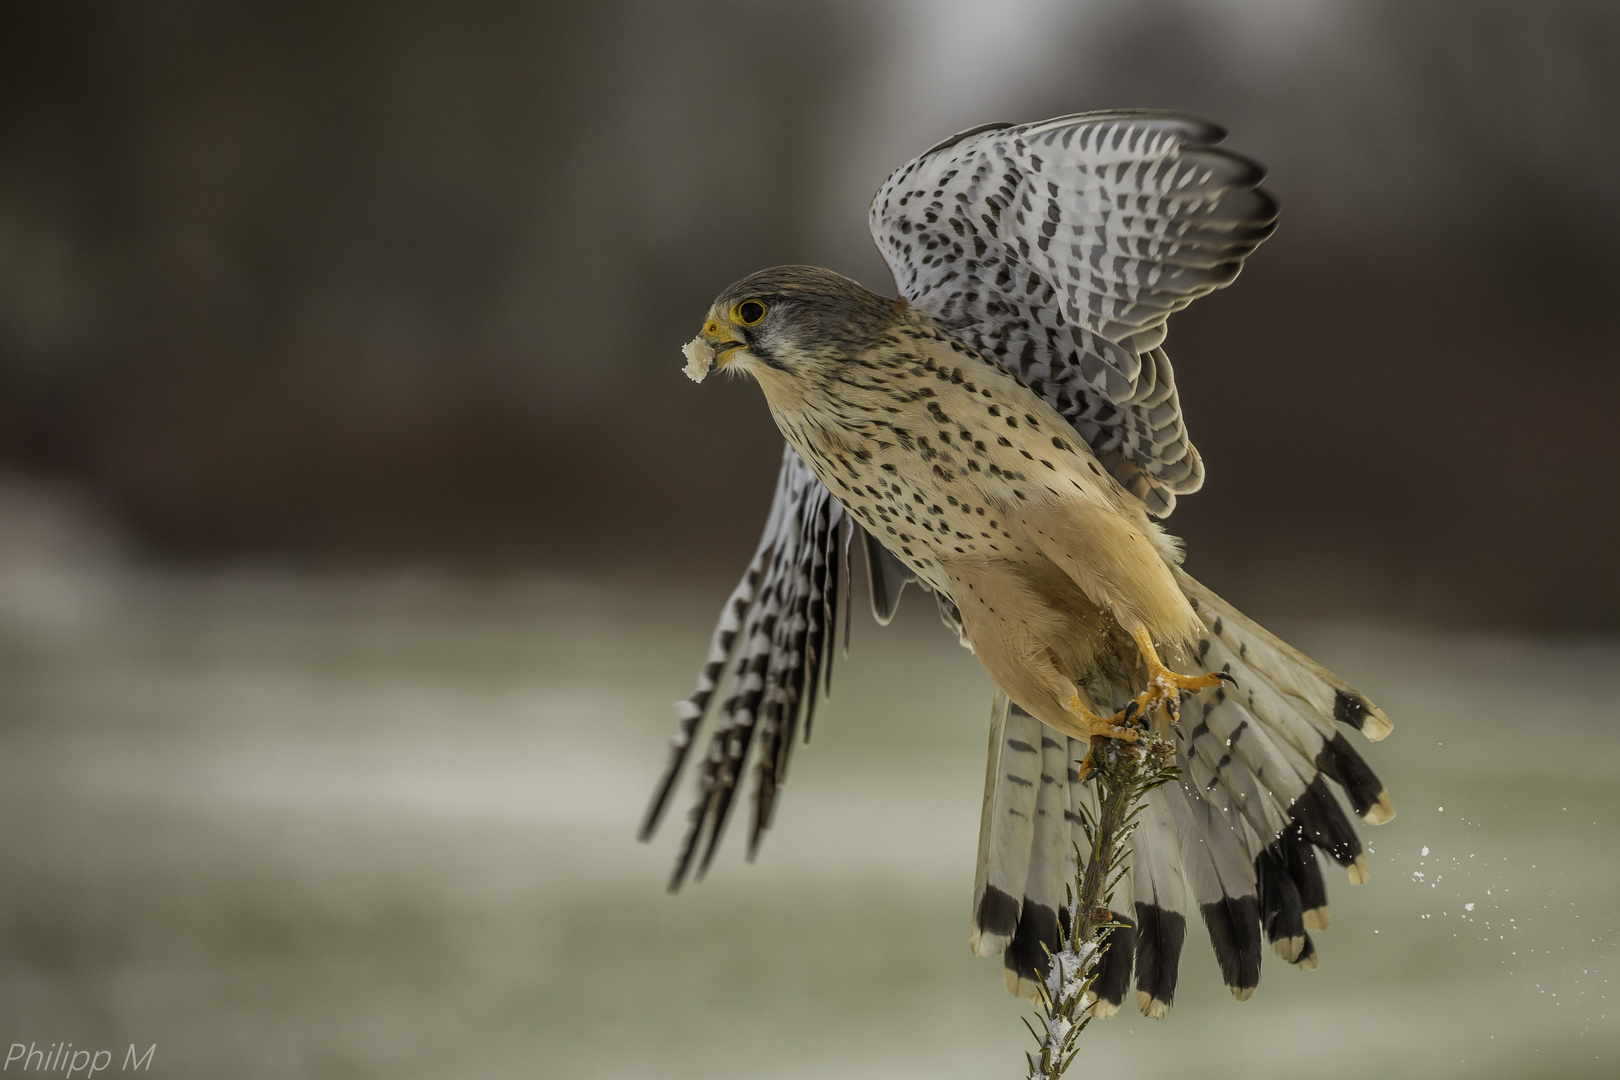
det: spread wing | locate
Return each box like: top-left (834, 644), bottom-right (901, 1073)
top-left (639, 446), bottom-right (851, 889)
top-left (869, 110), bottom-right (1279, 516)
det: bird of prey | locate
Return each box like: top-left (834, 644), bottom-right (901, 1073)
top-left (641, 111), bottom-right (1395, 1016)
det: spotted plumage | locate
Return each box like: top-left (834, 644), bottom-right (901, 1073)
top-left (643, 111), bottom-right (1395, 1016)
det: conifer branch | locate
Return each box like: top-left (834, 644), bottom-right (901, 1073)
top-left (1023, 731), bottom-right (1178, 1079)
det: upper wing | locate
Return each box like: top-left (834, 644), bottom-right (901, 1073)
top-left (869, 110), bottom-right (1278, 516)
top-left (640, 446), bottom-right (850, 889)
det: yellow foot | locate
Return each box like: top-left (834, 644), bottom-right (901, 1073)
top-left (1067, 695), bottom-right (1142, 743)
top-left (1067, 694), bottom-right (1140, 781)
top-left (1125, 628), bottom-right (1236, 725)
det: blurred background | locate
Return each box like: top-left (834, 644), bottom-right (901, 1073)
top-left (0, 1), bottom-right (1616, 1077)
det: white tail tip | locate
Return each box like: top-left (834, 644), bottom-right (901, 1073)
top-left (1005, 968), bottom-right (1043, 1003)
top-left (1136, 990), bottom-right (1170, 1020)
top-left (970, 928), bottom-right (1011, 957)
top-left (1363, 790), bottom-right (1396, 826)
top-left (1361, 708), bottom-right (1394, 742)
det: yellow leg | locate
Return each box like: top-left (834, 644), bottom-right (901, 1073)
top-left (1067, 693), bottom-right (1140, 781)
top-left (1123, 627), bottom-right (1234, 726)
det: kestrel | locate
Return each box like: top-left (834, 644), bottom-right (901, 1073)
top-left (643, 111), bottom-right (1395, 1015)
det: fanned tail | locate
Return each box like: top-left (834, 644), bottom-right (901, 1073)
top-left (969, 569), bottom-right (1394, 1014)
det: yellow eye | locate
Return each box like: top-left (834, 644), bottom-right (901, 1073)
top-left (732, 300), bottom-right (768, 325)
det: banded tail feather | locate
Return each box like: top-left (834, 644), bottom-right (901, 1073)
top-left (968, 569), bottom-right (1393, 1015)
top-left (971, 691), bottom-right (1041, 957)
top-left (1191, 617), bottom-right (1394, 827)
top-left (1255, 842), bottom-right (1310, 965)
top-left (1176, 568), bottom-right (1394, 744)
top-left (1089, 866), bottom-right (1136, 1018)
top-left (1086, 758), bottom-right (1137, 1019)
top-left (1164, 774), bottom-right (1263, 1001)
top-left (1131, 789), bottom-right (1188, 1019)
top-left (1001, 724), bottom-right (1078, 999)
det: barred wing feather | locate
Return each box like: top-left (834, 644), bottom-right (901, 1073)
top-left (639, 447), bottom-right (850, 889)
top-left (869, 110), bottom-right (1278, 515)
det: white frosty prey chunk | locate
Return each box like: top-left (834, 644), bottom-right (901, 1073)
top-left (682, 336), bottom-right (716, 383)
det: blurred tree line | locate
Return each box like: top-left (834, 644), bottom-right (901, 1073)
top-left (0, 0), bottom-right (1615, 628)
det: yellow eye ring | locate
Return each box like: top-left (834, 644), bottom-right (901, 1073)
top-left (732, 299), bottom-right (768, 326)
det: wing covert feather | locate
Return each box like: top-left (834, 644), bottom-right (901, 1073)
top-left (869, 109), bottom-right (1278, 517)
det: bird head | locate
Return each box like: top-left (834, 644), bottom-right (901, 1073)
top-left (681, 265), bottom-right (904, 392)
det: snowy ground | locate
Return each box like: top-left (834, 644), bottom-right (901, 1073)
top-left (0, 557), bottom-right (1615, 1079)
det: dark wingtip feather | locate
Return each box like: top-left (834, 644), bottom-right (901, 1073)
top-left (639, 741), bottom-right (690, 843)
top-left (666, 795), bottom-right (709, 893)
top-left (1176, 144), bottom-right (1269, 190)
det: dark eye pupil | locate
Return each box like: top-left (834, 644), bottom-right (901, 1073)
top-left (740, 302), bottom-right (764, 323)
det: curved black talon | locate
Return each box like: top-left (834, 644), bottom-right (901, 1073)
top-left (1216, 670), bottom-right (1239, 687)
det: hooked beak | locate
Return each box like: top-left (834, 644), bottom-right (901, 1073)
top-left (702, 319), bottom-right (745, 367)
